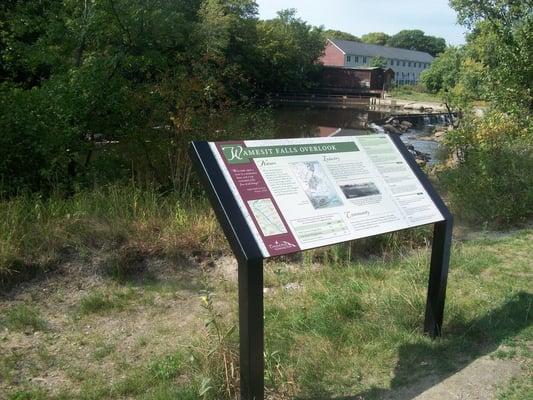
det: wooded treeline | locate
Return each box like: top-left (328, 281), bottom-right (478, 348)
top-left (422, 0), bottom-right (533, 225)
top-left (0, 1), bottom-right (325, 195)
top-left (326, 29), bottom-right (447, 57)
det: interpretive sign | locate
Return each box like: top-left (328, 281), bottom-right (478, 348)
top-left (210, 135), bottom-right (443, 257)
top-left (189, 134), bottom-right (453, 400)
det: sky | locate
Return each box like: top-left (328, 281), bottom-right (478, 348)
top-left (255, 0), bottom-right (467, 46)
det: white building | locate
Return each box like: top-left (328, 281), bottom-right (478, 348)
top-left (321, 39), bottom-right (434, 85)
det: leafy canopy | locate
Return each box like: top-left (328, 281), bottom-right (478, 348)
top-left (361, 32), bottom-right (390, 46)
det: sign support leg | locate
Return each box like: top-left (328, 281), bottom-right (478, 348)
top-left (238, 257), bottom-right (264, 400)
top-left (424, 218), bottom-right (453, 338)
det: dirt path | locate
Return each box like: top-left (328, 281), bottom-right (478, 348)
top-left (383, 354), bottom-right (526, 400)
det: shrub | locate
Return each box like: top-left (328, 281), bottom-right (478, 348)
top-left (439, 111), bottom-right (533, 226)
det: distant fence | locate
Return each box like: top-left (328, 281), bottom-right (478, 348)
top-left (260, 91), bottom-right (383, 107)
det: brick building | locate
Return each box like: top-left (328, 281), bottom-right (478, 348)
top-left (321, 39), bottom-right (434, 85)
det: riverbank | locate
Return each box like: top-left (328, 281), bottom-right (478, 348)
top-left (0, 186), bottom-right (227, 289)
top-left (1, 221), bottom-right (531, 399)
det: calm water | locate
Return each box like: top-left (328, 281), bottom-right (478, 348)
top-left (271, 106), bottom-right (443, 164)
top-left (92, 105), bottom-right (444, 186)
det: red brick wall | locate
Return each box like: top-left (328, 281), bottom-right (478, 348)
top-left (319, 41), bottom-right (345, 66)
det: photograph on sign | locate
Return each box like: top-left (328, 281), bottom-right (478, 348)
top-left (210, 134), bottom-right (444, 257)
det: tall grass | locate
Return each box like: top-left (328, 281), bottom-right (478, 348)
top-left (0, 184), bottom-right (224, 285)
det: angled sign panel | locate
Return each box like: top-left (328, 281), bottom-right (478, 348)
top-left (209, 134), bottom-right (444, 257)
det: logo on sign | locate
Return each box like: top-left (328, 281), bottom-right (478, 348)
top-left (222, 145), bottom-right (244, 162)
top-left (268, 240), bottom-right (297, 251)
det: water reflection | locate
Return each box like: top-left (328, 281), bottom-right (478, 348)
top-left (272, 106), bottom-right (443, 164)
top-left (272, 107), bottom-right (387, 138)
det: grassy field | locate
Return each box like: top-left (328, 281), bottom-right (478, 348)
top-left (1, 214), bottom-right (531, 399)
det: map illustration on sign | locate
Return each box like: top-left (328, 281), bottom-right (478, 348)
top-left (210, 135), bottom-right (444, 257)
top-left (247, 198), bottom-right (288, 237)
top-left (290, 161), bottom-right (343, 209)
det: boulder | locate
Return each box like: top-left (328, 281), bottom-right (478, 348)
top-left (382, 124), bottom-right (402, 134)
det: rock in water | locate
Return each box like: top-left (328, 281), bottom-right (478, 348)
top-left (382, 124), bottom-right (402, 134)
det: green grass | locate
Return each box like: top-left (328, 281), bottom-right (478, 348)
top-left (1, 228), bottom-right (531, 399)
top-left (388, 85), bottom-right (442, 103)
top-left (0, 304), bottom-right (47, 332)
top-left (260, 230), bottom-right (533, 397)
top-left (0, 184), bottom-right (225, 287)
top-left (77, 287), bottom-right (138, 316)
top-left (498, 372), bottom-right (533, 400)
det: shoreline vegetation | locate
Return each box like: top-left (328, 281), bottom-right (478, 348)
top-left (0, 185), bottom-right (226, 288)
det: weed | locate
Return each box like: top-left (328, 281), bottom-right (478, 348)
top-left (77, 287), bottom-right (137, 316)
top-left (137, 336), bottom-right (149, 347)
top-left (78, 292), bottom-right (119, 315)
top-left (0, 185), bottom-right (226, 286)
top-left (497, 372), bottom-right (533, 400)
top-left (8, 389), bottom-right (48, 400)
top-left (149, 352), bottom-right (184, 380)
top-left (1, 304), bottom-right (47, 332)
top-left (93, 342), bottom-right (116, 360)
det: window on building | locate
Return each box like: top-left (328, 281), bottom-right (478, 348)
top-left (402, 61), bottom-right (406, 66)
top-left (408, 61), bottom-right (411, 67)
top-left (347, 55), bottom-right (351, 62)
top-left (362, 56), bottom-right (366, 63)
top-left (354, 56), bottom-right (359, 62)
top-left (390, 59), bottom-right (394, 65)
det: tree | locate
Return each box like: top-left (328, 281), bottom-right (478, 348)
top-left (421, 47), bottom-right (463, 93)
top-left (361, 32), bottom-right (390, 46)
top-left (387, 30), bottom-right (446, 56)
top-left (324, 29), bottom-right (360, 42)
top-left (420, 46), bottom-right (484, 110)
top-left (370, 56), bottom-right (388, 68)
top-left (255, 9), bottom-right (325, 92)
top-left (449, 0), bottom-right (533, 112)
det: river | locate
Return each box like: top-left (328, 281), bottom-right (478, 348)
top-left (270, 106), bottom-right (445, 164)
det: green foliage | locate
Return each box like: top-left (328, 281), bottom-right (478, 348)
top-left (0, 1), bottom-right (313, 196)
top-left (431, 0), bottom-right (533, 227)
top-left (324, 29), bottom-right (360, 42)
top-left (149, 352), bottom-right (185, 381)
top-left (387, 29), bottom-right (446, 56)
top-left (421, 47), bottom-right (463, 93)
top-left (255, 9), bottom-right (325, 92)
top-left (439, 112), bottom-right (533, 226)
top-left (361, 32), bottom-right (390, 45)
top-left (370, 56), bottom-right (388, 68)
top-left (425, 0), bottom-right (532, 113)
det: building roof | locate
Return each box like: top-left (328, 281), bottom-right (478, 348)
top-left (329, 39), bottom-right (434, 63)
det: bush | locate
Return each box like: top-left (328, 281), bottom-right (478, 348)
top-left (439, 111), bottom-right (533, 226)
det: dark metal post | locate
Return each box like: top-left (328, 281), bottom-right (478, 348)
top-left (424, 218), bottom-right (453, 337)
top-left (238, 257), bottom-right (264, 400)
